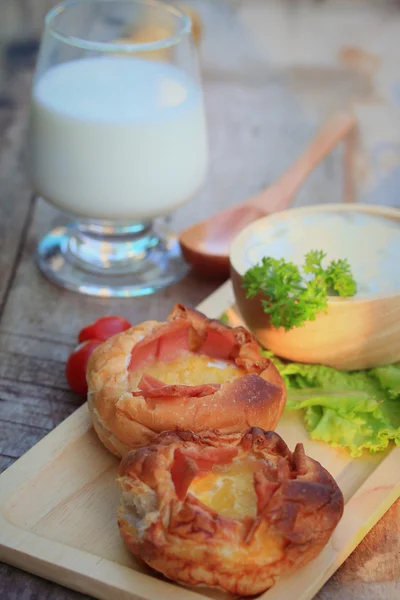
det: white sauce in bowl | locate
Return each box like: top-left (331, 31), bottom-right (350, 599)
top-left (242, 211), bottom-right (400, 296)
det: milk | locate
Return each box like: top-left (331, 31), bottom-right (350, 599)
top-left (29, 57), bottom-right (208, 221)
top-left (244, 212), bottom-right (400, 295)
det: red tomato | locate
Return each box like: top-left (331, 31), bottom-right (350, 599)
top-left (78, 315), bottom-right (131, 343)
top-left (66, 339), bottom-right (101, 395)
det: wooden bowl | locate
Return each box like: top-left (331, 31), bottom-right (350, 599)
top-left (230, 203), bottom-right (400, 370)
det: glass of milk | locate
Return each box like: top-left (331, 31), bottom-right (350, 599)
top-left (28, 0), bottom-right (208, 297)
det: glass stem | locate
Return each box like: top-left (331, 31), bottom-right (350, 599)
top-left (66, 220), bottom-right (160, 275)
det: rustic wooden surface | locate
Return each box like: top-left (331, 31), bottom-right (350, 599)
top-left (0, 1), bottom-right (399, 599)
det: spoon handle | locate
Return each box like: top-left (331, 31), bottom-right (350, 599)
top-left (246, 112), bottom-right (356, 213)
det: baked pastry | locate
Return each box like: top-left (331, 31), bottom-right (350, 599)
top-left (87, 304), bottom-right (286, 456)
top-left (117, 427), bottom-right (344, 596)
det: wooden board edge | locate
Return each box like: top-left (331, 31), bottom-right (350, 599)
top-left (0, 405), bottom-right (89, 497)
top-left (197, 279), bottom-right (400, 599)
top-left (263, 446), bottom-right (400, 599)
top-left (196, 280), bottom-right (234, 318)
top-left (0, 403), bottom-right (209, 600)
top-left (0, 530), bottom-right (208, 600)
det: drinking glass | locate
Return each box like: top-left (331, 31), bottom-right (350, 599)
top-left (28, 0), bottom-right (208, 297)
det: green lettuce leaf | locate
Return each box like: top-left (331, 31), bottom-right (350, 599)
top-left (262, 351), bottom-right (400, 456)
top-left (219, 313), bottom-right (400, 456)
top-left (370, 363), bottom-right (400, 400)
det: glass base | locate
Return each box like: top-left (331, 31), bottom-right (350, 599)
top-left (37, 220), bottom-right (189, 297)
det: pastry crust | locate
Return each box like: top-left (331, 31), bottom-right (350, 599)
top-left (87, 305), bottom-right (286, 456)
top-left (117, 427), bottom-right (344, 596)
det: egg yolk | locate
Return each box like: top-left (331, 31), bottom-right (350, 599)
top-left (189, 456), bottom-right (260, 519)
top-left (130, 353), bottom-right (245, 388)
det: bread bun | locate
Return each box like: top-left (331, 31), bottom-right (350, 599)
top-left (87, 304), bottom-right (286, 456)
top-left (117, 427), bottom-right (344, 596)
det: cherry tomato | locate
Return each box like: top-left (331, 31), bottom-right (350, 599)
top-left (78, 315), bottom-right (131, 343)
top-left (66, 339), bottom-right (101, 395)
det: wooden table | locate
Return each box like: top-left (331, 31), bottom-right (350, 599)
top-left (0, 1), bottom-right (399, 599)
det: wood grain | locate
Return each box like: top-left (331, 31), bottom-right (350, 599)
top-left (0, 73), bottom-right (34, 313)
top-left (0, 1), bottom-right (399, 599)
top-left (0, 286), bottom-right (399, 600)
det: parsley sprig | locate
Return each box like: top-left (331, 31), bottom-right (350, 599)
top-left (242, 250), bottom-right (357, 331)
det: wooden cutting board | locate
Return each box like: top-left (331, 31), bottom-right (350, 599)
top-left (1, 280), bottom-right (399, 600)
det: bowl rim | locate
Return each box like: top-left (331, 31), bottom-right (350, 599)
top-left (229, 202), bottom-right (400, 304)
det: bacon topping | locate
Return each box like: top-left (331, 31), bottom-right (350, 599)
top-left (171, 450), bottom-right (200, 501)
top-left (129, 304), bottom-right (271, 373)
top-left (253, 470), bottom-right (280, 514)
top-left (182, 447), bottom-right (238, 471)
top-left (170, 447), bottom-right (238, 500)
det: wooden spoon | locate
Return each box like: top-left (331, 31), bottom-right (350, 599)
top-left (180, 112), bottom-right (356, 278)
